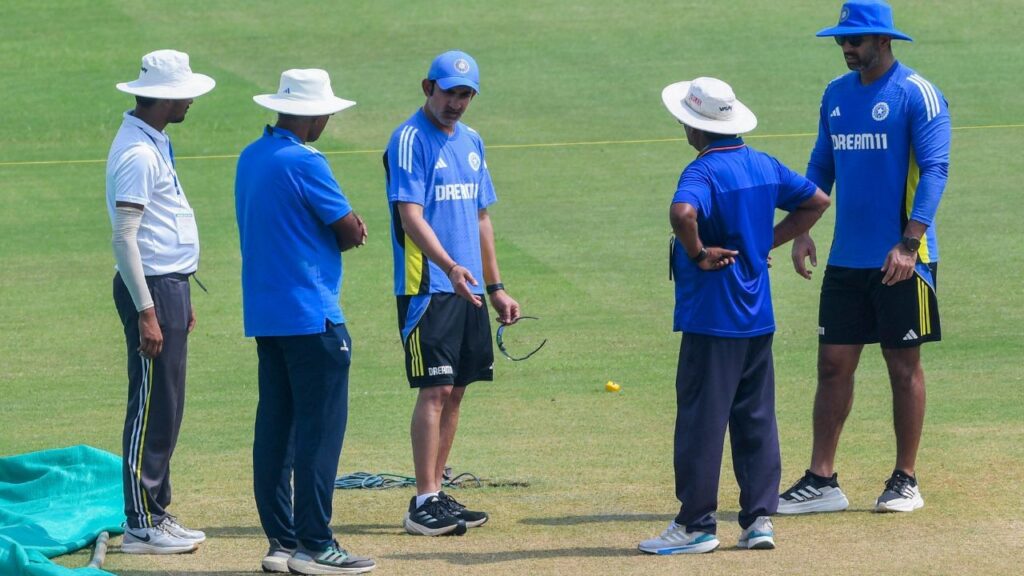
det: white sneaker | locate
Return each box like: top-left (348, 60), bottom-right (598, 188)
top-left (638, 522), bottom-right (719, 555)
top-left (162, 515), bottom-right (206, 543)
top-left (874, 470), bottom-right (924, 513)
top-left (737, 516), bottom-right (775, 550)
top-left (261, 538), bottom-right (295, 573)
top-left (122, 522), bottom-right (198, 554)
top-left (778, 470), bottom-right (850, 514)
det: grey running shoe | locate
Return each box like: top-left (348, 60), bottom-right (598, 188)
top-left (737, 516), bottom-right (775, 550)
top-left (778, 470), bottom-right (850, 514)
top-left (874, 470), bottom-right (924, 513)
top-left (438, 491), bottom-right (488, 528)
top-left (162, 515), bottom-right (206, 543)
top-left (287, 540), bottom-right (376, 574)
top-left (638, 522), bottom-right (720, 555)
top-left (121, 521), bottom-right (198, 554)
top-left (261, 538), bottom-right (294, 573)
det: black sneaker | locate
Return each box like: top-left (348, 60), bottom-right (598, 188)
top-left (438, 491), bottom-right (489, 528)
top-left (874, 470), bottom-right (924, 513)
top-left (403, 495), bottom-right (467, 536)
top-left (777, 469), bottom-right (849, 514)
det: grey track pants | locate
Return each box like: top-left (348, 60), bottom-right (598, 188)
top-left (113, 272), bottom-right (191, 529)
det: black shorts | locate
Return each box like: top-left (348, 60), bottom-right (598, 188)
top-left (819, 264), bottom-right (940, 349)
top-left (397, 293), bottom-right (494, 388)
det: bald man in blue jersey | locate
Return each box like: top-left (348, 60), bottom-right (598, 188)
top-left (779, 0), bottom-right (951, 515)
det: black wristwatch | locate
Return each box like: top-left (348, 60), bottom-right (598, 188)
top-left (486, 283), bottom-right (505, 295)
top-left (691, 247), bottom-right (708, 263)
top-left (901, 236), bottom-right (921, 253)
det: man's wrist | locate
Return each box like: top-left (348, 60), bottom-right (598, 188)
top-left (446, 262), bottom-right (460, 275)
top-left (691, 247), bottom-right (708, 263)
top-left (486, 282), bottom-right (505, 295)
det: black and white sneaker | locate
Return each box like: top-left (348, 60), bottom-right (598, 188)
top-left (874, 470), bottom-right (924, 513)
top-left (438, 491), bottom-right (488, 528)
top-left (261, 538), bottom-right (295, 573)
top-left (778, 470), bottom-right (849, 514)
top-left (403, 495), bottom-right (467, 536)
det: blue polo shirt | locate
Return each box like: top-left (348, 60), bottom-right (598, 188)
top-left (671, 138), bottom-right (818, 337)
top-left (384, 108), bottom-right (497, 296)
top-left (235, 126), bottom-right (353, 337)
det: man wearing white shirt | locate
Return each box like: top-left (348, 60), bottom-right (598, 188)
top-left (106, 49), bottom-right (214, 554)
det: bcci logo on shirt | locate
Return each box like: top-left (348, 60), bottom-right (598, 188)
top-left (872, 102), bottom-right (890, 121)
top-left (455, 59), bottom-right (471, 74)
top-left (468, 152), bottom-right (481, 171)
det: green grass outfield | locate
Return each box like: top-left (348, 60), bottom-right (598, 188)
top-left (2, 1), bottom-right (1022, 574)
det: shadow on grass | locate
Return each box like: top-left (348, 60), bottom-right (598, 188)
top-left (386, 545), bottom-right (637, 565)
top-left (519, 512), bottom-right (739, 525)
top-left (203, 523), bottom-right (401, 538)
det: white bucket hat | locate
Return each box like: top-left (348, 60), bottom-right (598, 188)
top-left (253, 69), bottom-right (356, 116)
top-left (116, 49), bottom-right (216, 99)
top-left (661, 77), bottom-right (757, 135)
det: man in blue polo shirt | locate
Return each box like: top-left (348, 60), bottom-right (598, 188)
top-left (384, 50), bottom-right (521, 537)
top-left (235, 69), bottom-right (374, 575)
top-left (779, 0), bottom-right (951, 516)
top-left (639, 77), bottom-right (829, 555)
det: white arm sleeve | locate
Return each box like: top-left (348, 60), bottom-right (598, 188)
top-left (112, 206), bottom-right (154, 312)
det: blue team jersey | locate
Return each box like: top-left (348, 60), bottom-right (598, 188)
top-left (235, 126), bottom-right (352, 337)
top-left (384, 108), bottom-right (497, 295)
top-left (807, 61), bottom-right (951, 268)
top-left (672, 139), bottom-right (818, 337)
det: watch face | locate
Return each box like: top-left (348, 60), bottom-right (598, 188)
top-left (903, 237), bottom-right (921, 251)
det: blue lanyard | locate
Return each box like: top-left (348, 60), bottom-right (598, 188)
top-left (137, 127), bottom-right (181, 195)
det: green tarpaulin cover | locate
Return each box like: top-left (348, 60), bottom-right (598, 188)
top-left (0, 445), bottom-right (124, 576)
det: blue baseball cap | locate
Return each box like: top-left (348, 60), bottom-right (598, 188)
top-left (427, 50), bottom-right (480, 93)
top-left (816, 0), bottom-right (913, 42)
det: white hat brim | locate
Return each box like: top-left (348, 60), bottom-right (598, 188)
top-left (253, 94), bottom-right (356, 116)
top-left (661, 81), bottom-right (758, 135)
top-left (116, 73), bottom-right (216, 100)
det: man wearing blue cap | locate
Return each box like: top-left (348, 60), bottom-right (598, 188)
top-left (384, 50), bottom-right (521, 536)
top-left (779, 0), bottom-right (951, 515)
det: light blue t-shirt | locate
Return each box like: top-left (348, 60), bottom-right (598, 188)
top-left (235, 126), bottom-right (352, 337)
top-left (384, 109), bottom-right (497, 295)
top-left (807, 61), bottom-right (951, 268)
top-left (672, 139), bottom-right (818, 337)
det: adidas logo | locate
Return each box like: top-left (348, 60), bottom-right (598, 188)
top-left (435, 157), bottom-right (448, 169)
top-left (902, 329), bottom-right (919, 341)
top-left (830, 106), bottom-right (841, 118)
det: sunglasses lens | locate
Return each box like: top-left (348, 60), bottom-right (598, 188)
top-left (835, 35), bottom-right (863, 47)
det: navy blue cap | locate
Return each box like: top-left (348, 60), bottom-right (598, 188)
top-left (816, 0), bottom-right (913, 42)
top-left (427, 50), bottom-right (480, 93)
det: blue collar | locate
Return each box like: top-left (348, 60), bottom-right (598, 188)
top-left (698, 137), bottom-right (745, 157)
top-left (265, 125), bottom-right (303, 144)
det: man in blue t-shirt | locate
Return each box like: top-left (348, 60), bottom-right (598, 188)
top-left (779, 0), bottom-right (951, 516)
top-left (235, 69), bottom-right (375, 575)
top-left (639, 77), bottom-right (829, 555)
top-left (384, 51), bottom-right (521, 537)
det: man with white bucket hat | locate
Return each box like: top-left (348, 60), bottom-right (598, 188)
top-left (106, 49), bottom-right (214, 554)
top-left (778, 0), bottom-right (951, 516)
top-left (638, 77), bottom-right (829, 555)
top-left (235, 68), bottom-right (373, 574)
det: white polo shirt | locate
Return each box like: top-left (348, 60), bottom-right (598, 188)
top-left (105, 112), bottom-right (199, 275)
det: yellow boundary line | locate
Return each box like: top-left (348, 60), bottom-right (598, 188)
top-left (0, 123), bottom-right (1020, 168)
